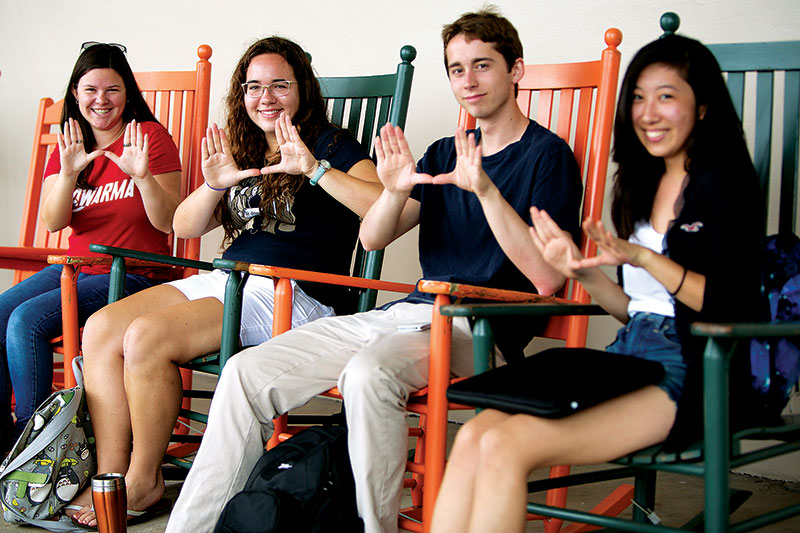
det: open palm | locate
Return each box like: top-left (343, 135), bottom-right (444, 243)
top-left (58, 117), bottom-right (102, 177)
top-left (431, 128), bottom-right (491, 195)
top-left (374, 123), bottom-right (432, 193)
top-left (202, 124), bottom-right (261, 188)
top-left (260, 113), bottom-right (316, 177)
top-left (104, 120), bottom-right (149, 180)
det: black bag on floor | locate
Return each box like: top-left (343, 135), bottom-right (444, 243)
top-left (214, 425), bottom-right (364, 533)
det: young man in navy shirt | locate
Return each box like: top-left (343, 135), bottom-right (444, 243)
top-left (168, 7), bottom-right (582, 533)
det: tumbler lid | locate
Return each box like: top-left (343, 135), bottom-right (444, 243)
top-left (91, 473), bottom-right (126, 492)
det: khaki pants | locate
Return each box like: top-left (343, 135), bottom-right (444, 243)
top-left (166, 302), bottom-right (475, 533)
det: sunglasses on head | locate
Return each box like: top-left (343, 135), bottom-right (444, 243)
top-left (80, 41), bottom-right (127, 54)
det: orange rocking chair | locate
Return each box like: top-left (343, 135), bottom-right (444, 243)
top-left (0, 45), bottom-right (213, 395)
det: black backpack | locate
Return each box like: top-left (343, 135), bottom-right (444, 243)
top-left (214, 425), bottom-right (364, 533)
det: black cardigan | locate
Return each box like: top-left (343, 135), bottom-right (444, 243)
top-left (661, 165), bottom-right (764, 446)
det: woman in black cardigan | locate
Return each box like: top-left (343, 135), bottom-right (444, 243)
top-left (431, 34), bottom-right (763, 533)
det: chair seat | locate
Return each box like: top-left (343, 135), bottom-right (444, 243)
top-left (614, 413), bottom-right (800, 466)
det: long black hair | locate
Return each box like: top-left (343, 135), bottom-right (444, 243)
top-left (61, 43), bottom-right (158, 189)
top-left (611, 34), bottom-right (755, 238)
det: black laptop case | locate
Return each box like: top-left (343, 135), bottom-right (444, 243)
top-left (447, 348), bottom-right (666, 418)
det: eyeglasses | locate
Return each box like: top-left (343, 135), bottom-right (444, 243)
top-left (80, 41), bottom-right (127, 54)
top-left (241, 81), bottom-right (297, 98)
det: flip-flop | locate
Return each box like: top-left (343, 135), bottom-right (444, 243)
top-left (126, 498), bottom-right (173, 526)
top-left (66, 498), bottom-right (171, 529)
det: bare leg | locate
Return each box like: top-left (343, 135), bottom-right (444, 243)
top-left (122, 297), bottom-right (224, 512)
top-left (430, 409), bottom-right (512, 533)
top-left (69, 285), bottom-right (191, 520)
top-left (431, 386), bottom-right (676, 533)
top-left (70, 286), bottom-right (222, 524)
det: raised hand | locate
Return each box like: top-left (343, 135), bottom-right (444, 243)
top-left (374, 124), bottom-right (432, 194)
top-left (431, 127), bottom-right (492, 196)
top-left (103, 120), bottom-right (149, 180)
top-left (578, 219), bottom-right (649, 269)
top-left (57, 117), bottom-right (103, 179)
top-left (201, 124), bottom-right (261, 189)
top-left (528, 207), bottom-right (588, 279)
top-left (259, 113), bottom-right (317, 177)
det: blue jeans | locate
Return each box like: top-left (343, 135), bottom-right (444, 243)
top-left (0, 265), bottom-right (157, 440)
top-left (606, 312), bottom-right (687, 404)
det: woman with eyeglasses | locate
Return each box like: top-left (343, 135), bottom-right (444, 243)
top-left (68, 36), bottom-right (380, 526)
top-left (0, 42), bottom-right (181, 454)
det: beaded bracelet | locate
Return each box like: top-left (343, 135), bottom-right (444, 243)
top-left (669, 266), bottom-right (688, 296)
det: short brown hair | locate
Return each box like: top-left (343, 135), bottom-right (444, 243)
top-left (441, 6), bottom-right (523, 73)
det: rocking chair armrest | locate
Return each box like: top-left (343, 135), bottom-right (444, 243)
top-left (213, 258), bottom-right (251, 272)
top-left (88, 244), bottom-right (215, 271)
top-left (47, 254), bottom-right (164, 269)
top-left (417, 279), bottom-right (568, 304)
top-left (247, 263), bottom-right (416, 295)
top-left (0, 246), bottom-right (67, 271)
top-left (439, 301), bottom-right (607, 318)
top-left (691, 320), bottom-right (800, 339)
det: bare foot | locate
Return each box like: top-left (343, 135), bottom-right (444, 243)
top-left (67, 469), bottom-right (165, 528)
top-left (125, 467), bottom-right (166, 512)
top-left (71, 505), bottom-right (97, 527)
top-left (64, 486), bottom-right (94, 525)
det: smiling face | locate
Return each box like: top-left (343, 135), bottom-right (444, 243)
top-left (631, 63), bottom-right (702, 169)
top-left (71, 68), bottom-right (126, 137)
top-left (445, 34), bottom-right (522, 122)
top-left (243, 53), bottom-right (300, 138)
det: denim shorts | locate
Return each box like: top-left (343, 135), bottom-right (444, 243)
top-left (606, 312), bottom-right (687, 403)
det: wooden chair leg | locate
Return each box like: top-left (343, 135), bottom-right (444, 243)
top-left (632, 469), bottom-right (657, 524)
top-left (410, 415), bottom-right (426, 507)
top-left (421, 295), bottom-right (453, 532)
top-left (703, 337), bottom-right (731, 533)
top-left (543, 465), bottom-right (570, 533)
top-left (59, 264), bottom-right (80, 388)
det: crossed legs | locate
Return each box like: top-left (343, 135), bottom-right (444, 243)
top-left (430, 385), bottom-right (677, 533)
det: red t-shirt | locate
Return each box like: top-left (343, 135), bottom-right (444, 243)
top-left (43, 121), bottom-right (182, 277)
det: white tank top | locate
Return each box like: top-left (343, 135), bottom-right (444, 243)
top-left (622, 221), bottom-right (675, 318)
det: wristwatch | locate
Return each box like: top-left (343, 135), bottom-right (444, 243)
top-left (309, 159), bottom-right (331, 186)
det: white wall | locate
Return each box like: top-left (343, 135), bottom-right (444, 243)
top-left (1, 0), bottom-right (799, 343)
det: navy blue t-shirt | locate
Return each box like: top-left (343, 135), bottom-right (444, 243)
top-left (404, 120), bottom-right (583, 357)
top-left (412, 120), bottom-right (582, 294)
top-left (222, 126), bottom-right (369, 310)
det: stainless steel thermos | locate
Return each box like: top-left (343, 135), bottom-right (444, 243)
top-left (91, 473), bottom-right (127, 533)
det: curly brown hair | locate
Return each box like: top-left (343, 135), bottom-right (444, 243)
top-left (219, 36), bottom-right (329, 244)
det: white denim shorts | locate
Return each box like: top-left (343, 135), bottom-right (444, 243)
top-left (166, 269), bottom-right (335, 347)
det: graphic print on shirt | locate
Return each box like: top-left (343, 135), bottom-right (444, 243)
top-left (72, 178), bottom-right (136, 211)
top-left (228, 176), bottom-right (296, 234)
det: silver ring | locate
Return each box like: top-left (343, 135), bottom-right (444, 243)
top-left (123, 143), bottom-right (132, 147)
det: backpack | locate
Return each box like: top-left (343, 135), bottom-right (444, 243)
top-left (749, 233), bottom-right (800, 419)
top-left (214, 425), bottom-right (364, 533)
top-left (0, 358), bottom-right (95, 532)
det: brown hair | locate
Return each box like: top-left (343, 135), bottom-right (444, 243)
top-left (62, 44), bottom-right (158, 189)
top-left (219, 36), bottom-right (328, 244)
top-left (441, 5), bottom-right (523, 76)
